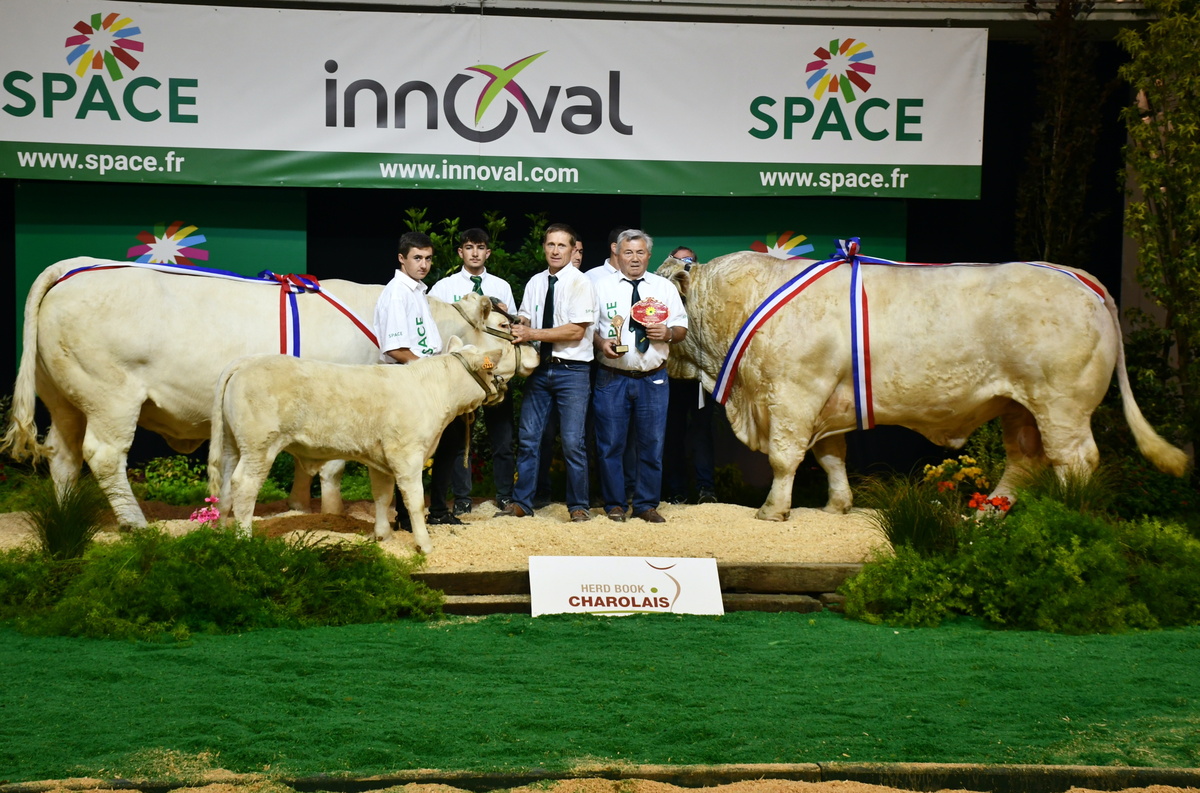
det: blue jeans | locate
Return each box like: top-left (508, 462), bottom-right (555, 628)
top-left (663, 378), bottom-right (717, 498)
top-left (592, 366), bottom-right (669, 515)
top-left (449, 393), bottom-right (515, 501)
top-left (513, 362), bottom-right (591, 514)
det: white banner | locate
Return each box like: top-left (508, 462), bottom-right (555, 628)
top-left (529, 556), bottom-right (724, 616)
top-left (0, 0), bottom-right (987, 196)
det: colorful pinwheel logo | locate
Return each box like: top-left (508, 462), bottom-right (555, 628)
top-left (127, 222), bottom-right (209, 265)
top-left (805, 38), bottom-right (876, 103)
top-left (65, 13), bottom-right (143, 81)
top-left (751, 231), bottom-right (815, 260)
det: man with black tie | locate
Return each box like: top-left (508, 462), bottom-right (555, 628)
top-left (497, 223), bottom-right (597, 523)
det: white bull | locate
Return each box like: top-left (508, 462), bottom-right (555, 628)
top-left (659, 252), bottom-right (1190, 520)
top-left (0, 257), bottom-right (509, 526)
top-left (209, 337), bottom-right (538, 553)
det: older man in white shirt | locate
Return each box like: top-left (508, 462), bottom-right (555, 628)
top-left (592, 229), bottom-right (688, 523)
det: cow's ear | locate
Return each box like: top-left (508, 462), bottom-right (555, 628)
top-left (446, 335), bottom-right (465, 352)
top-left (667, 264), bottom-right (690, 299)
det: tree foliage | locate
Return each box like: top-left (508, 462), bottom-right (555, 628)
top-left (1015, 0), bottom-right (1112, 268)
top-left (1117, 0), bottom-right (1200, 453)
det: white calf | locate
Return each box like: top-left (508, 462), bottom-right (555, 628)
top-left (209, 338), bottom-right (537, 553)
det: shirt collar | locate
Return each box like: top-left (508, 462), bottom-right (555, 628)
top-left (394, 270), bottom-right (427, 293)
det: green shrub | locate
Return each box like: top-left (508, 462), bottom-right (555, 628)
top-left (841, 545), bottom-right (967, 627)
top-left (337, 462), bottom-right (376, 502)
top-left (1011, 464), bottom-right (1116, 516)
top-left (131, 455), bottom-right (210, 505)
top-left (15, 526), bottom-right (442, 640)
top-left (856, 475), bottom-right (964, 557)
top-left (268, 451), bottom-right (296, 492)
top-left (963, 496), bottom-right (1146, 633)
top-left (0, 547), bottom-right (81, 618)
top-left (0, 466), bottom-right (45, 515)
top-left (1121, 516), bottom-right (1200, 627)
top-left (1107, 455), bottom-right (1199, 523)
top-left (842, 475), bottom-right (1200, 633)
top-left (24, 475), bottom-right (109, 560)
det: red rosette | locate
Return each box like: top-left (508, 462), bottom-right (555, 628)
top-left (630, 297), bottom-right (669, 325)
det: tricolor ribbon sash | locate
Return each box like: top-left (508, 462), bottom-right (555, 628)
top-left (54, 260), bottom-right (378, 356)
top-left (712, 239), bottom-right (1106, 431)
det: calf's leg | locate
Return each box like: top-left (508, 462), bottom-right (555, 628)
top-left (368, 466), bottom-right (395, 541)
top-left (396, 469), bottom-right (432, 554)
top-left (318, 460), bottom-right (345, 515)
top-left (229, 453), bottom-right (272, 537)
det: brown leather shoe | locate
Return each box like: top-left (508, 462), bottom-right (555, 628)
top-left (634, 507), bottom-right (666, 523)
top-left (606, 507), bottom-right (626, 522)
top-left (570, 509), bottom-right (592, 522)
top-left (494, 502), bottom-right (530, 518)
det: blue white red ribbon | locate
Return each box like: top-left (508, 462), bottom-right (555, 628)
top-left (54, 260), bottom-right (378, 356)
top-left (712, 238), bottom-right (1107, 432)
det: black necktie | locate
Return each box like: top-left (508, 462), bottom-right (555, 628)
top-left (542, 274), bottom-right (557, 330)
top-left (625, 278), bottom-right (649, 353)
top-left (470, 275), bottom-right (484, 295)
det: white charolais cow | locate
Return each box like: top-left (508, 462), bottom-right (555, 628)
top-left (208, 337), bottom-right (538, 553)
top-left (0, 257), bottom-right (510, 526)
top-left (659, 252), bottom-right (1190, 520)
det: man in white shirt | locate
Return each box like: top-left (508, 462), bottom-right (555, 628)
top-left (373, 231), bottom-right (458, 528)
top-left (592, 229), bottom-right (688, 523)
top-left (497, 223), bottom-right (597, 522)
top-left (429, 228), bottom-right (517, 514)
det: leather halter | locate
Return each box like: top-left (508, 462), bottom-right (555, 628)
top-left (448, 300), bottom-right (515, 342)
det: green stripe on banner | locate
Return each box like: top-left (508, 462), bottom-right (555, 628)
top-left (0, 142), bottom-right (981, 199)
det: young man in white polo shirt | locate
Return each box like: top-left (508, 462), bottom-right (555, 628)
top-left (373, 231), bottom-right (459, 528)
top-left (429, 228), bottom-right (518, 514)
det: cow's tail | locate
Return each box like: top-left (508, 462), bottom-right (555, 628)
top-left (0, 258), bottom-right (98, 463)
top-left (1107, 294), bottom-right (1191, 476)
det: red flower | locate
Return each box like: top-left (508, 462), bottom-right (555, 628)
top-left (937, 481), bottom-right (956, 492)
top-left (989, 496), bottom-right (1012, 512)
top-left (968, 492), bottom-right (988, 510)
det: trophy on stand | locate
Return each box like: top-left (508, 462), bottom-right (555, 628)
top-left (610, 314), bottom-right (629, 354)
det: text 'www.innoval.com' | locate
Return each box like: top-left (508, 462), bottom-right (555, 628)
top-left (379, 160), bottom-right (579, 184)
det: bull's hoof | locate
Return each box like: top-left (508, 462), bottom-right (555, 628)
top-left (754, 507), bottom-right (789, 522)
top-left (823, 502), bottom-right (852, 515)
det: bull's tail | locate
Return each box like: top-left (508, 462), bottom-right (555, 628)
top-left (0, 257), bottom-right (105, 463)
top-left (1106, 294), bottom-right (1191, 476)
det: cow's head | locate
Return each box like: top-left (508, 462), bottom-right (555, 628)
top-left (446, 333), bottom-right (537, 405)
top-left (657, 257), bottom-right (692, 303)
top-left (656, 257), bottom-right (703, 381)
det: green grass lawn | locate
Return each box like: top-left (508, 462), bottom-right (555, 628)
top-left (2, 611), bottom-right (1199, 783)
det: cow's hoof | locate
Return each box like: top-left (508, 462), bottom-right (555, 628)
top-left (823, 502), bottom-right (852, 515)
top-left (754, 507), bottom-right (789, 522)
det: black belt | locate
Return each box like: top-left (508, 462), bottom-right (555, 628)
top-left (601, 364), bottom-right (666, 379)
top-left (543, 356), bottom-right (586, 366)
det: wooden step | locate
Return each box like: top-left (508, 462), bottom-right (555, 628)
top-left (420, 563), bottom-right (862, 615)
